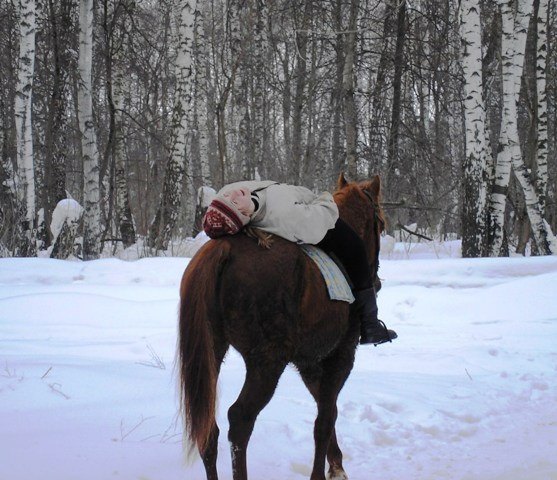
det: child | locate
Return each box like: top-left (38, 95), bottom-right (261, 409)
top-left (202, 180), bottom-right (397, 345)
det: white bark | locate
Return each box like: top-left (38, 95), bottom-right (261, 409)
top-left (14, 0), bottom-right (37, 235)
top-left (78, 0), bottom-right (101, 259)
top-left (228, 0), bottom-right (249, 179)
top-left (251, 1), bottom-right (267, 180)
top-left (460, 0), bottom-right (488, 256)
top-left (536, 0), bottom-right (549, 213)
top-left (194, 4), bottom-right (211, 187)
top-left (489, 0), bottom-right (532, 256)
top-left (489, 0), bottom-right (555, 255)
top-left (512, 160), bottom-right (556, 254)
top-left (113, 51), bottom-right (136, 247)
top-left (174, 0), bottom-right (197, 235)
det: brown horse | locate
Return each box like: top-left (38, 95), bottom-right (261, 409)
top-left (178, 174), bottom-right (385, 480)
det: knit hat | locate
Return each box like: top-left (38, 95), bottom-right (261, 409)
top-left (202, 196), bottom-right (251, 238)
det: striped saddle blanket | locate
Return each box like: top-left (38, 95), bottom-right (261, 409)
top-left (300, 245), bottom-right (355, 304)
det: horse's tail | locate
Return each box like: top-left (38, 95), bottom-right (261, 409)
top-left (178, 241), bottom-right (229, 456)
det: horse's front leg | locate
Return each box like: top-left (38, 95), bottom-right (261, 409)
top-left (310, 400), bottom-right (340, 480)
top-left (299, 367), bottom-right (350, 480)
top-left (227, 358), bottom-right (286, 480)
top-left (325, 428), bottom-right (348, 480)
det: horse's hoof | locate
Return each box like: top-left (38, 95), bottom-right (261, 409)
top-left (326, 468), bottom-right (348, 480)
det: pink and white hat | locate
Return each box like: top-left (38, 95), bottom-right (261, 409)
top-left (202, 196), bottom-right (251, 238)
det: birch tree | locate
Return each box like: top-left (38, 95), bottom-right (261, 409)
top-left (459, 0), bottom-right (489, 257)
top-left (230, 0), bottom-right (250, 180)
top-left (14, 0), bottom-right (37, 254)
top-left (113, 48), bottom-right (136, 247)
top-left (489, 0), bottom-right (529, 256)
top-left (535, 0), bottom-right (549, 213)
top-left (343, 0), bottom-right (360, 179)
top-left (367, 1), bottom-right (393, 177)
top-left (331, 0), bottom-right (345, 182)
top-left (109, 0), bottom-right (136, 248)
top-left (250, 1), bottom-right (268, 181)
top-left (148, 0), bottom-right (197, 250)
top-left (489, 0), bottom-right (555, 256)
top-left (43, 0), bottom-right (72, 247)
top-left (78, 0), bottom-right (102, 259)
top-left (193, 3), bottom-right (211, 188)
top-left (386, 0), bottom-right (406, 195)
top-left (290, 1), bottom-right (311, 184)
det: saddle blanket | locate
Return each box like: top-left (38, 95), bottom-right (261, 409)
top-left (300, 245), bottom-right (355, 304)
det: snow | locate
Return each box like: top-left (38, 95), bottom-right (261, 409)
top-left (198, 186), bottom-right (217, 208)
top-left (1, 242), bottom-right (557, 480)
top-left (50, 198), bottom-right (84, 239)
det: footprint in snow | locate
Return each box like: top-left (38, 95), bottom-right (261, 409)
top-left (393, 297), bottom-right (417, 322)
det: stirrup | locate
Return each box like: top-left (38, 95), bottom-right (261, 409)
top-left (360, 320), bottom-right (397, 346)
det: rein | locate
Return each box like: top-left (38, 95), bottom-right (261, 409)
top-left (362, 189), bottom-right (382, 286)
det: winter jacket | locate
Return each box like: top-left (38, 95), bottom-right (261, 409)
top-left (218, 180), bottom-right (339, 244)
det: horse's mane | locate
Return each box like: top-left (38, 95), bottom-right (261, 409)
top-left (244, 225), bottom-right (274, 249)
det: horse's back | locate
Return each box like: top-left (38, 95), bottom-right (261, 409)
top-left (214, 235), bottom-right (352, 362)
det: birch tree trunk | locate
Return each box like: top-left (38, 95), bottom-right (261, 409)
top-left (194, 3), bottom-right (211, 187)
top-left (489, 0), bottom-right (555, 255)
top-left (43, 0), bottom-right (71, 248)
top-left (489, 0), bottom-right (529, 256)
top-left (280, 42), bottom-right (292, 183)
top-left (535, 0), bottom-right (549, 213)
top-left (105, 0), bottom-right (136, 248)
top-left (0, 156), bottom-right (20, 254)
top-left (302, 23), bottom-right (317, 187)
top-left (291, 1), bottom-right (311, 184)
top-left (77, 0), bottom-right (101, 259)
top-left (343, 0), bottom-right (360, 179)
top-left (229, 0), bottom-right (249, 180)
top-left (386, 0), bottom-right (406, 195)
top-left (113, 48), bottom-right (136, 247)
top-left (251, 1), bottom-right (267, 180)
top-left (460, 0), bottom-right (489, 257)
top-left (367, 2), bottom-right (393, 177)
top-left (331, 0), bottom-right (345, 181)
top-left (14, 0), bottom-right (37, 255)
top-left (215, 1), bottom-right (243, 186)
top-left (148, 0), bottom-right (196, 250)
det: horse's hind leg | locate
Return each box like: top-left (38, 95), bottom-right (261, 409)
top-left (201, 340), bottom-right (229, 480)
top-left (228, 357), bottom-right (287, 480)
top-left (201, 425), bottom-right (220, 480)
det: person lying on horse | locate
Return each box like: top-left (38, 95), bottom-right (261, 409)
top-left (202, 180), bottom-right (397, 346)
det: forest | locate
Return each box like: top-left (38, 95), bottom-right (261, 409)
top-left (0, 0), bottom-right (555, 259)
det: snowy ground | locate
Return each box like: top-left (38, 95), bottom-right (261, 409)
top-left (1, 240), bottom-right (557, 480)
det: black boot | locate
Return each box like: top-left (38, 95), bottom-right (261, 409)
top-left (353, 288), bottom-right (397, 346)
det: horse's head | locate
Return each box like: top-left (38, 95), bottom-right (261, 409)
top-left (333, 172), bottom-right (385, 290)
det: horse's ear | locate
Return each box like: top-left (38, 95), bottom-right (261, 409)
top-left (367, 175), bottom-right (381, 201)
top-left (337, 172), bottom-right (349, 189)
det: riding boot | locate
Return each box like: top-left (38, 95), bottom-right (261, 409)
top-left (353, 288), bottom-right (397, 345)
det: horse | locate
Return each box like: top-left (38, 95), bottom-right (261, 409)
top-left (178, 173), bottom-right (385, 480)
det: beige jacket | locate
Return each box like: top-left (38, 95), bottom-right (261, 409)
top-left (218, 180), bottom-right (339, 244)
